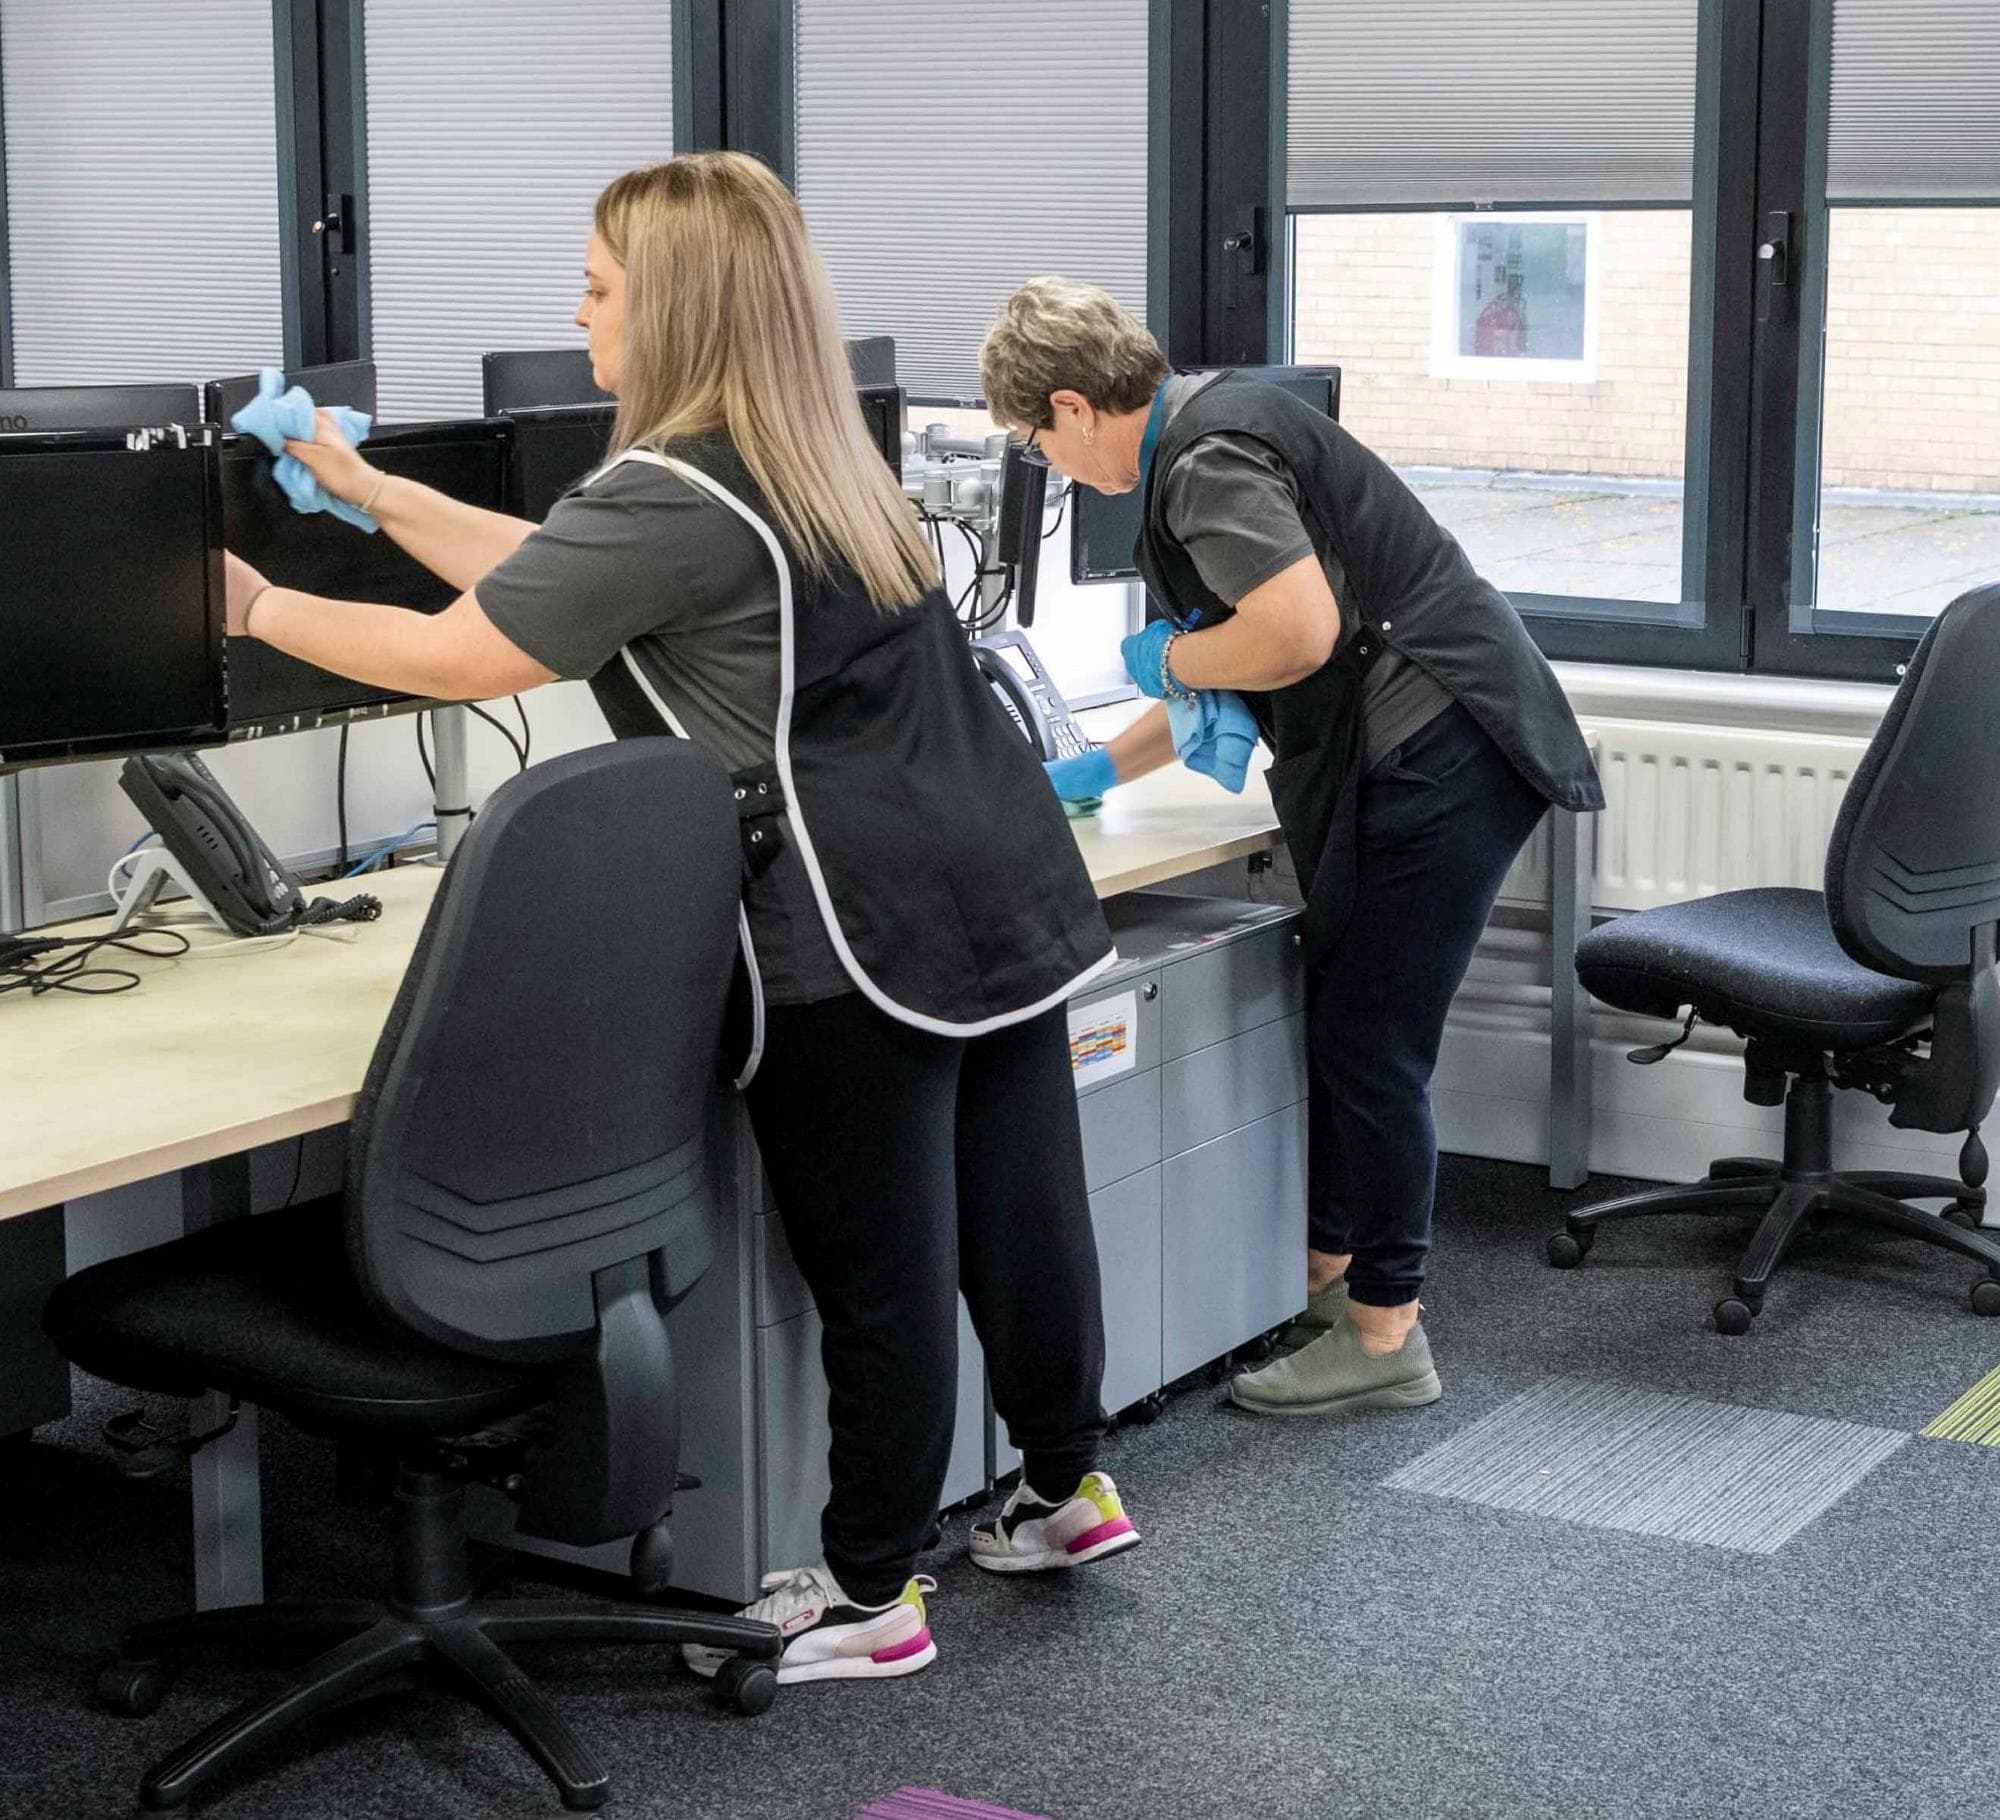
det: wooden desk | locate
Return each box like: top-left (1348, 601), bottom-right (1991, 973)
top-left (0, 764), bottom-right (1281, 1224)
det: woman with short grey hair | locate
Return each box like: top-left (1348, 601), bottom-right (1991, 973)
top-left (982, 276), bottom-right (1602, 1416)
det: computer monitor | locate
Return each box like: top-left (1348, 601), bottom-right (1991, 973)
top-left (856, 383), bottom-right (904, 477)
top-left (1070, 364), bottom-right (1343, 585)
top-left (0, 431), bottom-right (224, 768)
top-left (845, 336), bottom-right (897, 389)
top-left (203, 361), bottom-right (378, 429)
top-left (996, 443), bottom-right (1050, 628)
top-left (218, 417), bottom-right (510, 731)
top-left (0, 382), bottom-right (201, 433)
top-left (503, 403), bottom-right (616, 522)
top-left (481, 348), bottom-right (610, 416)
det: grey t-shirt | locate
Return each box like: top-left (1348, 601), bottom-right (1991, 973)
top-left (477, 456), bottom-right (851, 1006)
top-left (1158, 373), bottom-right (1451, 763)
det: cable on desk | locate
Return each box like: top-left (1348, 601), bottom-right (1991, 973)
top-left (512, 695), bottom-right (532, 767)
top-left (0, 928), bottom-right (192, 997)
top-left (336, 724), bottom-right (352, 873)
top-left (416, 711), bottom-right (436, 790)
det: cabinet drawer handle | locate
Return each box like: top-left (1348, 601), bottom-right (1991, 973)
top-left (1141, 982), bottom-right (1159, 1002)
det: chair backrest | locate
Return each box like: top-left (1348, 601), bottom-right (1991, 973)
top-left (1826, 582), bottom-right (2000, 987)
top-left (346, 739), bottom-right (740, 1362)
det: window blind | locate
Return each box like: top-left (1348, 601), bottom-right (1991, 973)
top-left (1288, 0), bottom-right (1698, 210)
top-left (1, 0), bottom-right (283, 386)
top-left (362, 0), bottom-right (673, 421)
top-left (1828, 1), bottom-right (2000, 203)
top-left (794, 0), bottom-right (1149, 402)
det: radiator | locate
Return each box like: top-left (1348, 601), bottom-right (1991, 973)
top-left (1495, 717), bottom-right (1871, 914)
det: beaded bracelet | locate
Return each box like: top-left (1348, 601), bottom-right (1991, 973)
top-left (1160, 630), bottom-right (1199, 704)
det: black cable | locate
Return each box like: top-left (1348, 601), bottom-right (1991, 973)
top-left (466, 702), bottom-right (528, 772)
top-left (416, 711), bottom-right (435, 789)
top-left (1042, 483), bottom-right (1073, 540)
top-left (280, 1136), bottom-right (305, 1209)
top-left (512, 696), bottom-right (532, 767)
top-left (335, 724), bottom-right (351, 873)
top-left (0, 929), bottom-right (191, 998)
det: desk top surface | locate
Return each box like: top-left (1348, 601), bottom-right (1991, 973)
top-left (0, 762), bottom-right (1278, 1220)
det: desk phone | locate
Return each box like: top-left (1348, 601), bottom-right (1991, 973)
top-left (971, 631), bottom-right (1096, 764)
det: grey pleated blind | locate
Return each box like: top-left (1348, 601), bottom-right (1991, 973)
top-left (795, 0), bottom-right (1149, 401)
top-left (1, 0), bottom-right (283, 386)
top-left (362, 1), bottom-right (673, 420)
top-left (1829, 2), bottom-right (2000, 202)
top-left (1288, 1), bottom-right (1698, 209)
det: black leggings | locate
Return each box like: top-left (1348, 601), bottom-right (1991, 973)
top-left (743, 993), bottom-right (1108, 1604)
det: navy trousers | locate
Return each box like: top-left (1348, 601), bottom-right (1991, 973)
top-left (1306, 701), bottom-right (1549, 1306)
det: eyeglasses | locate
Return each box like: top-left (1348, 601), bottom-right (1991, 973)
top-left (1015, 431), bottom-right (1051, 469)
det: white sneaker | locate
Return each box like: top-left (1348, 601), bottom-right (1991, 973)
top-left (968, 1470), bottom-right (1141, 1575)
top-left (682, 1563), bottom-right (937, 1686)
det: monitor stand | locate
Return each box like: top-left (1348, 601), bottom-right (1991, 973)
top-left (111, 849), bottom-right (236, 937)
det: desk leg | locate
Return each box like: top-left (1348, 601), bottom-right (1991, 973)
top-left (1548, 809), bottom-right (1595, 1192)
top-left (182, 1159), bottom-right (263, 1611)
top-left (1, 1205), bottom-right (72, 1437)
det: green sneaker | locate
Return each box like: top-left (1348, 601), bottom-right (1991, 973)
top-left (1267, 1278), bottom-right (1350, 1358)
top-left (1228, 1310), bottom-right (1442, 1417)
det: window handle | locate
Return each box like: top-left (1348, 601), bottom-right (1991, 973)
top-left (1757, 211), bottom-right (1792, 324)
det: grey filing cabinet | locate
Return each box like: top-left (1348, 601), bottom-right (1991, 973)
top-left (1068, 893), bottom-right (1308, 1424)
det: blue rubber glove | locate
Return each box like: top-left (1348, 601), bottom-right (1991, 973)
top-left (1120, 620), bottom-right (1181, 701)
top-left (1044, 746), bottom-right (1117, 802)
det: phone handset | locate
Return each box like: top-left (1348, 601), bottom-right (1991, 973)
top-left (116, 753), bottom-right (377, 938)
top-left (970, 631), bottom-right (1097, 765)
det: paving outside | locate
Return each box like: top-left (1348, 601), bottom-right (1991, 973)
top-left (1403, 469), bottom-right (2000, 620)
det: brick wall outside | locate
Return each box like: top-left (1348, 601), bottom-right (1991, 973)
top-left (1291, 208), bottom-right (2000, 494)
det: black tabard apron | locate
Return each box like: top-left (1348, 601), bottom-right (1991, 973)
top-left (1133, 373), bottom-right (1602, 964)
top-left (586, 434), bottom-right (1116, 1083)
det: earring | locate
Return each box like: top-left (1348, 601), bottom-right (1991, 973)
top-left (1083, 424), bottom-right (1095, 444)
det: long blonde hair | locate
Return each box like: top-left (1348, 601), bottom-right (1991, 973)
top-left (594, 153), bottom-right (936, 611)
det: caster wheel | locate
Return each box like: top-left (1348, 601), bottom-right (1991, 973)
top-left (713, 1657), bottom-right (778, 1716)
top-left (1236, 1336), bottom-right (1275, 1367)
top-left (1127, 1393), bottom-right (1165, 1427)
top-left (1547, 1228), bottom-right (1592, 1269)
top-left (1713, 1298), bottom-right (1756, 1337)
top-left (1970, 1278), bottom-right (2000, 1318)
top-left (96, 1659), bottom-right (170, 1717)
top-left (1945, 1204), bottom-right (1983, 1233)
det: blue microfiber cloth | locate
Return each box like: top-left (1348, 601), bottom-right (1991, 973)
top-left (1167, 689), bottom-right (1259, 794)
top-left (230, 367), bottom-right (378, 532)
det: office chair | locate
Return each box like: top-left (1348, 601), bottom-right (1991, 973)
top-left (1549, 581), bottom-right (2000, 1334)
top-left (44, 740), bottom-right (782, 1812)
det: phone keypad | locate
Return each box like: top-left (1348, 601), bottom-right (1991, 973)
top-left (1052, 720), bottom-right (1095, 760)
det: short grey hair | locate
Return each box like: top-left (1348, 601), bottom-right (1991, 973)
top-left (980, 276), bottom-right (1170, 430)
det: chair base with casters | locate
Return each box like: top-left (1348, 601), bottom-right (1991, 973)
top-left (95, 1460), bottom-right (780, 1814)
top-left (45, 1203), bottom-right (783, 1813)
top-left (1548, 1023), bottom-right (1997, 1335)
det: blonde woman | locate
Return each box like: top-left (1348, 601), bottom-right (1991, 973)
top-left (982, 278), bottom-right (1600, 1418)
top-left (223, 156), bottom-right (1141, 1687)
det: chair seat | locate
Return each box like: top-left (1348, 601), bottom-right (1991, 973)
top-left (43, 1202), bottom-right (555, 1436)
top-left (1577, 886), bottom-right (1935, 1051)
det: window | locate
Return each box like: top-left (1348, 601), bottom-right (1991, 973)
top-left (793, 0), bottom-right (1150, 402)
top-left (360, 0), bottom-right (673, 420)
top-left (1288, 2), bottom-right (1705, 641)
top-left (0, 0), bottom-right (284, 387)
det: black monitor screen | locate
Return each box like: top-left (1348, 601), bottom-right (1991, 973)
top-left (0, 434), bottom-right (222, 767)
top-left (204, 362), bottom-right (377, 429)
top-left (0, 383), bottom-right (201, 434)
top-left (1070, 366), bottom-right (1342, 585)
top-left (857, 384), bottom-right (904, 477)
top-left (220, 419), bottom-right (508, 729)
top-left (505, 404), bottom-right (615, 522)
top-left (482, 348), bottom-right (608, 416)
